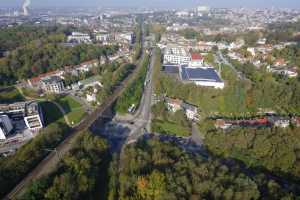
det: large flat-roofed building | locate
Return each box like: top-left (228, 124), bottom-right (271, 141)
top-left (67, 32), bottom-right (92, 44)
top-left (41, 76), bottom-right (65, 94)
top-left (0, 115), bottom-right (13, 140)
top-left (0, 101), bottom-right (44, 133)
top-left (180, 66), bottom-right (224, 89)
top-left (24, 102), bottom-right (44, 131)
top-left (163, 46), bottom-right (190, 65)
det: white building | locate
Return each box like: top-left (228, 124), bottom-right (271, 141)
top-left (67, 32), bottom-right (92, 44)
top-left (24, 102), bottom-right (44, 131)
top-left (182, 103), bottom-right (200, 121)
top-left (163, 46), bottom-right (190, 65)
top-left (0, 115), bottom-right (13, 140)
top-left (86, 93), bottom-right (97, 102)
top-left (41, 76), bottom-right (65, 94)
top-left (165, 97), bottom-right (199, 121)
top-left (96, 33), bottom-right (110, 43)
top-left (118, 32), bottom-right (134, 44)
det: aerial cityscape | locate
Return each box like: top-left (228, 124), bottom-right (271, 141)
top-left (0, 0), bottom-right (300, 199)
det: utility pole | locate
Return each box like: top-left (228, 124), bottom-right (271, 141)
top-left (44, 148), bottom-right (61, 161)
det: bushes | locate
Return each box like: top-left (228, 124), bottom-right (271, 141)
top-left (0, 122), bottom-right (70, 198)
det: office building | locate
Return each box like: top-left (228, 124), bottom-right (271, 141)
top-left (0, 115), bottom-right (13, 140)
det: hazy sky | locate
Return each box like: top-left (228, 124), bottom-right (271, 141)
top-left (1, 0), bottom-right (300, 9)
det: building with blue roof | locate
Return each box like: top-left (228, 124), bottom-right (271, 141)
top-left (179, 65), bottom-right (225, 89)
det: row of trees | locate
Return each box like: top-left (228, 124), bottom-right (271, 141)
top-left (114, 55), bottom-right (149, 113)
top-left (95, 63), bottom-right (136, 104)
top-left (112, 138), bottom-right (297, 200)
top-left (0, 122), bottom-right (70, 198)
top-left (21, 132), bottom-right (110, 200)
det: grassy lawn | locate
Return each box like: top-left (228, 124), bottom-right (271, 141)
top-left (55, 95), bottom-right (86, 125)
top-left (0, 87), bottom-right (25, 104)
top-left (152, 120), bottom-right (191, 137)
top-left (40, 101), bottom-right (65, 125)
top-left (21, 87), bottom-right (41, 99)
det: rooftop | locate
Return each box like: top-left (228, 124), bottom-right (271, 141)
top-left (25, 102), bottom-right (40, 116)
top-left (41, 76), bottom-right (63, 85)
top-left (180, 66), bottom-right (223, 83)
top-left (190, 53), bottom-right (203, 61)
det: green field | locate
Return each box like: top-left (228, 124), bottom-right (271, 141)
top-left (55, 95), bottom-right (86, 125)
top-left (0, 87), bottom-right (25, 104)
top-left (151, 119), bottom-right (191, 137)
top-left (40, 101), bottom-right (65, 125)
top-left (21, 87), bottom-right (40, 99)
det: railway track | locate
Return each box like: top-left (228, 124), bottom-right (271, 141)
top-left (5, 56), bottom-right (144, 200)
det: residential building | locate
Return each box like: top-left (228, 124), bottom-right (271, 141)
top-left (269, 117), bottom-right (290, 128)
top-left (67, 32), bottom-right (92, 44)
top-left (27, 70), bottom-right (63, 87)
top-left (181, 102), bottom-right (200, 121)
top-left (118, 32), bottom-right (135, 44)
top-left (179, 65), bottom-right (225, 89)
top-left (163, 46), bottom-right (190, 65)
top-left (41, 76), bottom-right (65, 94)
top-left (96, 33), bottom-right (110, 43)
top-left (0, 115), bottom-right (13, 140)
top-left (189, 53), bottom-right (204, 67)
top-left (24, 102), bottom-right (43, 131)
top-left (165, 97), bottom-right (200, 121)
top-left (166, 98), bottom-right (183, 113)
top-left (215, 119), bottom-right (232, 130)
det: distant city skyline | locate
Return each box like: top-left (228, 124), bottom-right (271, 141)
top-left (1, 0), bottom-right (300, 9)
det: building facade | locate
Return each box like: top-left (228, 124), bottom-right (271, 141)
top-left (0, 115), bottom-right (13, 140)
top-left (163, 46), bottom-right (190, 65)
top-left (41, 76), bottom-right (65, 94)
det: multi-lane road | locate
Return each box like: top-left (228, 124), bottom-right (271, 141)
top-left (93, 48), bottom-right (157, 153)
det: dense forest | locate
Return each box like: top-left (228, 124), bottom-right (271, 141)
top-left (0, 122), bottom-right (70, 198)
top-left (0, 27), bottom-right (118, 86)
top-left (109, 138), bottom-right (298, 200)
top-left (21, 131), bottom-right (110, 200)
top-left (204, 125), bottom-right (300, 182)
top-left (0, 25), bottom-right (77, 54)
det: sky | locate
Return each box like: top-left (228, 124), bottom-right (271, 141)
top-left (1, 0), bottom-right (300, 9)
